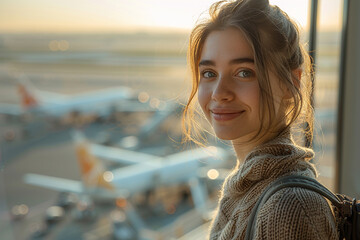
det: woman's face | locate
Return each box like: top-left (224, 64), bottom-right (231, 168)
top-left (198, 28), bottom-right (284, 141)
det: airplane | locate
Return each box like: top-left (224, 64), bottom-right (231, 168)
top-left (0, 73), bottom-right (159, 121)
top-left (23, 131), bottom-right (231, 216)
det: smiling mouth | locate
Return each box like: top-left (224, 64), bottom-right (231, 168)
top-left (210, 110), bottom-right (246, 121)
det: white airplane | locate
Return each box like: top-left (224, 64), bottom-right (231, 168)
top-left (24, 131), bottom-right (230, 215)
top-left (0, 74), bottom-right (158, 120)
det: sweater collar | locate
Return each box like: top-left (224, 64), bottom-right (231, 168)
top-left (222, 129), bottom-right (316, 196)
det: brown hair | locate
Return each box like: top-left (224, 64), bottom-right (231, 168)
top-left (182, 0), bottom-right (313, 145)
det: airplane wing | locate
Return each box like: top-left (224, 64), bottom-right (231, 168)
top-left (24, 173), bottom-right (129, 199)
top-left (90, 143), bottom-right (228, 167)
top-left (90, 143), bottom-right (161, 165)
top-left (24, 173), bottom-right (83, 193)
top-left (164, 146), bottom-right (229, 166)
top-left (108, 146), bottom-right (230, 192)
top-left (137, 103), bottom-right (181, 138)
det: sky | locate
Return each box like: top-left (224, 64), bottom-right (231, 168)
top-left (0, 0), bottom-right (343, 33)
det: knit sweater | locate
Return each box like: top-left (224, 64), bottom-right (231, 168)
top-left (209, 130), bottom-right (338, 239)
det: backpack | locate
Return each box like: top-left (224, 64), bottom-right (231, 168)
top-left (244, 175), bottom-right (360, 240)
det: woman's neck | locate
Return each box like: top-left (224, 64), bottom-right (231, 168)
top-left (231, 130), bottom-right (281, 162)
top-left (232, 139), bottom-right (261, 163)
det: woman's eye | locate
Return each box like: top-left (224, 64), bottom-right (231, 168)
top-left (202, 71), bottom-right (216, 78)
top-left (236, 70), bottom-right (254, 78)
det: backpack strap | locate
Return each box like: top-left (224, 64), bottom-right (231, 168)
top-left (244, 175), bottom-right (349, 240)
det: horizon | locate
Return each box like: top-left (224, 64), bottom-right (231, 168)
top-left (0, 28), bottom-right (342, 36)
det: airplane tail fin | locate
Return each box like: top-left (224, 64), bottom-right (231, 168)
top-left (16, 76), bottom-right (38, 110)
top-left (72, 131), bottom-right (115, 190)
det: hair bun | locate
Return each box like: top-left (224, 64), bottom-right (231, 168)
top-left (243, 0), bottom-right (270, 10)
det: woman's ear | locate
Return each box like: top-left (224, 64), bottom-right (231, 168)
top-left (292, 68), bottom-right (302, 89)
top-left (283, 68), bottom-right (302, 99)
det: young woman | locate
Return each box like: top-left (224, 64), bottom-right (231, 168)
top-left (183, 0), bottom-right (338, 239)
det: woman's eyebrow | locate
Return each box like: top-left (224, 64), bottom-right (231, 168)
top-left (199, 57), bottom-right (254, 67)
top-left (198, 60), bottom-right (215, 67)
top-left (229, 57), bottom-right (254, 64)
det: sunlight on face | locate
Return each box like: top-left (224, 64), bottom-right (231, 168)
top-left (198, 28), bottom-right (287, 141)
top-left (198, 28), bottom-right (261, 140)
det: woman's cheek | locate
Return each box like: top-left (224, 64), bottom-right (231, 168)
top-left (198, 84), bottom-right (211, 117)
top-left (247, 86), bottom-right (260, 107)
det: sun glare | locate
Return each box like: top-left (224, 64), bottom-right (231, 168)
top-left (270, 0), bottom-right (309, 29)
top-left (0, 0), bottom-right (340, 33)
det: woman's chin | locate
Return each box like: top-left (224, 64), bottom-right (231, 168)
top-left (214, 130), bottom-right (259, 142)
top-left (214, 132), bottom-right (242, 141)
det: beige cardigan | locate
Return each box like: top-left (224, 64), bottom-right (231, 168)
top-left (209, 130), bottom-right (338, 239)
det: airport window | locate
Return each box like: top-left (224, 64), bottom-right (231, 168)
top-left (312, 0), bottom-right (344, 191)
top-left (0, 0), bottom-right (347, 239)
top-left (271, 0), bottom-right (344, 192)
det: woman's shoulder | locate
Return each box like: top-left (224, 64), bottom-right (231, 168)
top-left (261, 186), bottom-right (333, 216)
top-left (255, 186), bottom-right (338, 239)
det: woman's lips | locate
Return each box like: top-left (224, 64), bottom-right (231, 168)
top-left (210, 110), bottom-right (245, 121)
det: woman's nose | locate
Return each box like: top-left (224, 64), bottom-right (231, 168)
top-left (211, 76), bottom-right (235, 102)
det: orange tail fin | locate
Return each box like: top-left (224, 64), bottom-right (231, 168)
top-left (17, 83), bottom-right (38, 109)
top-left (74, 132), bottom-right (114, 190)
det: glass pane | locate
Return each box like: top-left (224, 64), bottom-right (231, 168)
top-left (0, 0), bottom-right (341, 238)
top-left (270, 0), bottom-right (310, 30)
top-left (313, 0), bottom-right (344, 191)
top-left (272, 0), bottom-right (344, 192)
